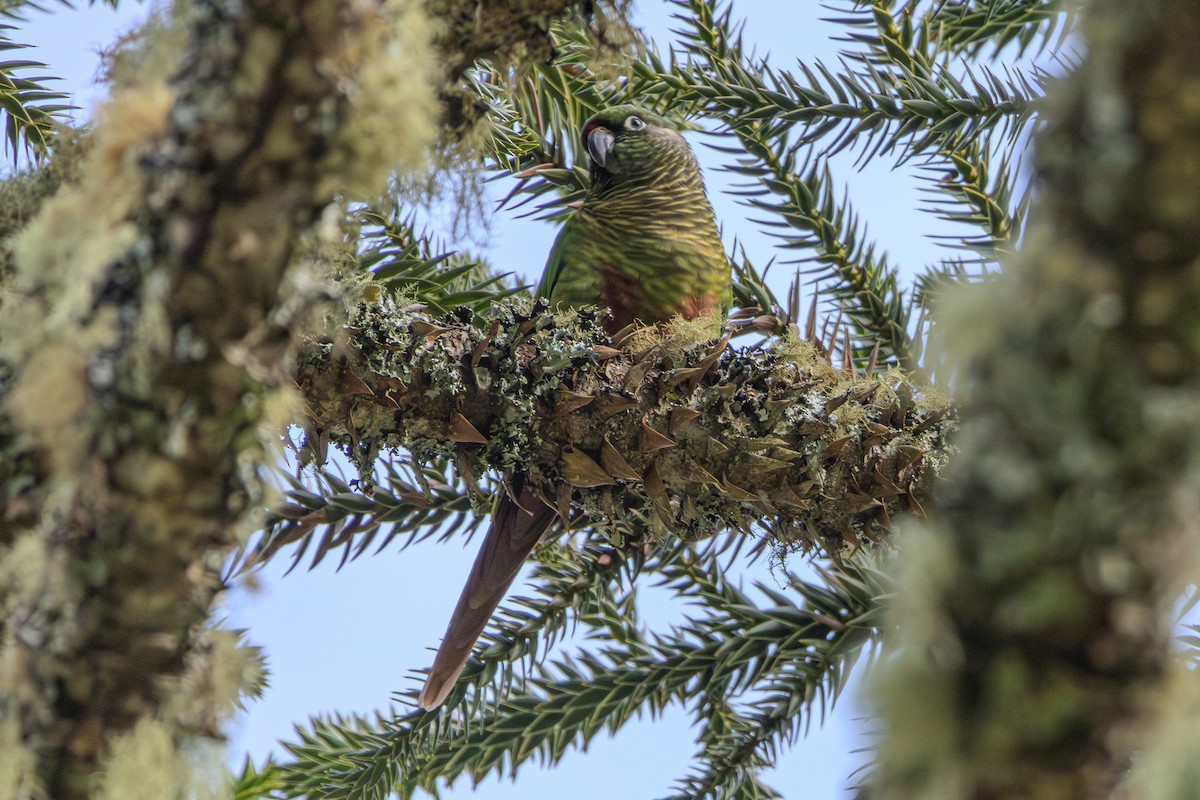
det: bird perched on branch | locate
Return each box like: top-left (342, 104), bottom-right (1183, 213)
top-left (418, 104), bottom-right (730, 710)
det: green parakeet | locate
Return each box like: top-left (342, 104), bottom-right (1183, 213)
top-left (419, 105), bottom-right (730, 710)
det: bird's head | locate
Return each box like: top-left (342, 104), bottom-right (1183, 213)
top-left (580, 105), bottom-right (698, 190)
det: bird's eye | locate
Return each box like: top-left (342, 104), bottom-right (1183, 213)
top-left (625, 116), bottom-right (646, 131)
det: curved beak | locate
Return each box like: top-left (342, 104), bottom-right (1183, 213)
top-left (586, 126), bottom-right (616, 170)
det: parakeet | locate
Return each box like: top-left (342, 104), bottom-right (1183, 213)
top-left (539, 105), bottom-right (731, 331)
top-left (418, 105), bottom-right (730, 711)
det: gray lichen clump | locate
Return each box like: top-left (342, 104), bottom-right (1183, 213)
top-left (298, 293), bottom-right (955, 554)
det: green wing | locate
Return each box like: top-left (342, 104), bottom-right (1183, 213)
top-left (536, 213), bottom-right (582, 302)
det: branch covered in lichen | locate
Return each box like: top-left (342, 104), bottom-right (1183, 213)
top-left (872, 0), bottom-right (1200, 797)
top-left (296, 296), bottom-right (954, 555)
top-left (0, 0), bottom-right (435, 796)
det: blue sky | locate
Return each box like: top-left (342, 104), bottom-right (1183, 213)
top-left (19, 2), bottom-right (965, 796)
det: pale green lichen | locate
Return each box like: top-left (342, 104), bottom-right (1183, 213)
top-left (100, 0), bottom-right (189, 91)
top-left (0, 717), bottom-right (38, 800)
top-left (95, 720), bottom-right (190, 800)
top-left (3, 84), bottom-right (173, 473)
top-left (322, 0), bottom-right (439, 198)
top-left (0, 532), bottom-right (80, 749)
top-left (166, 626), bottom-right (268, 732)
top-left (0, 132), bottom-right (87, 290)
top-left (1124, 668), bottom-right (1200, 800)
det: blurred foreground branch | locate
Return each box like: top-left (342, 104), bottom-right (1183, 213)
top-left (873, 1), bottom-right (1200, 798)
top-left (0, 0), bottom-right (434, 796)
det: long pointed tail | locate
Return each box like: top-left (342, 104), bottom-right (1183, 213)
top-left (418, 488), bottom-right (558, 710)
